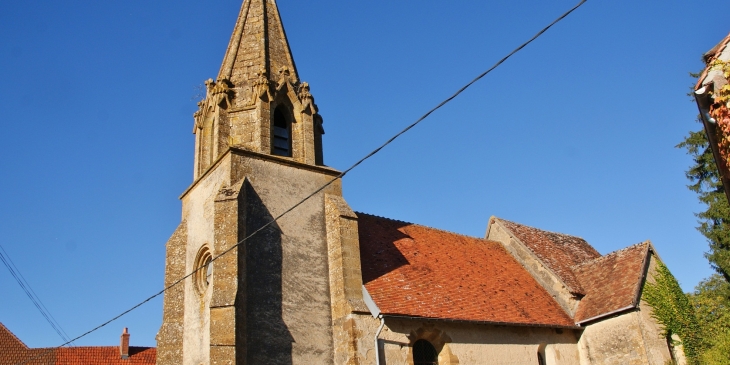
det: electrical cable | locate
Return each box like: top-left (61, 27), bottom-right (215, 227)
top-left (14, 1), bottom-right (587, 363)
top-left (0, 244), bottom-right (74, 345)
top-left (0, 244), bottom-right (72, 344)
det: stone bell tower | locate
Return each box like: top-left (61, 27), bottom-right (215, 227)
top-left (192, 0), bottom-right (324, 176)
top-left (156, 1), bottom-right (366, 364)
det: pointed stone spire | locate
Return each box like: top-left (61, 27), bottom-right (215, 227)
top-left (218, 0), bottom-right (299, 88)
top-left (190, 0), bottom-right (323, 179)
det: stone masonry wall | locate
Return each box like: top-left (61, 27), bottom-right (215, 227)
top-left (324, 194), bottom-right (369, 364)
top-left (345, 314), bottom-right (581, 365)
top-left (156, 223), bottom-right (187, 365)
top-left (228, 149), bottom-right (342, 364)
top-left (578, 312), bottom-right (651, 365)
top-left (181, 154), bottom-right (233, 365)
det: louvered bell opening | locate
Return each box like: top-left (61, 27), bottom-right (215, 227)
top-left (272, 107), bottom-right (291, 157)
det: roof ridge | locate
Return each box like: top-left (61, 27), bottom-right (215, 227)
top-left (356, 212), bottom-right (498, 244)
top-left (493, 217), bottom-right (588, 241)
top-left (572, 241), bottom-right (649, 270)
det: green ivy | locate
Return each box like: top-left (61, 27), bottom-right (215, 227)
top-left (642, 261), bottom-right (703, 364)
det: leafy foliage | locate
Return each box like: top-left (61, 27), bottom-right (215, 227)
top-left (708, 60), bottom-right (730, 173)
top-left (643, 260), bottom-right (703, 364)
top-left (689, 274), bottom-right (730, 365)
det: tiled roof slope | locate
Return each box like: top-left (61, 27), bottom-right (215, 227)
top-left (358, 213), bottom-right (575, 327)
top-left (0, 323), bottom-right (156, 365)
top-left (56, 346), bottom-right (156, 365)
top-left (0, 323), bottom-right (55, 365)
top-left (494, 218), bottom-right (600, 295)
top-left (0, 323), bottom-right (27, 351)
top-left (573, 242), bottom-right (650, 323)
top-left (0, 322), bottom-right (34, 365)
top-left (0, 349), bottom-right (56, 365)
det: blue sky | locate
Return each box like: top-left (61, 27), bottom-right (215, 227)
top-left (0, 0), bottom-right (727, 348)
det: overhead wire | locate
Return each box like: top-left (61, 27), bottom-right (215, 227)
top-left (14, 1), bottom-right (588, 364)
top-left (0, 244), bottom-right (73, 344)
top-left (0, 246), bottom-right (73, 344)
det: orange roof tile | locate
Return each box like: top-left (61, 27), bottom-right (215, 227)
top-left (1, 323), bottom-right (29, 365)
top-left (494, 218), bottom-right (600, 295)
top-left (55, 346), bottom-right (156, 365)
top-left (572, 242), bottom-right (649, 323)
top-left (0, 323), bottom-right (56, 365)
top-left (358, 213), bottom-right (575, 327)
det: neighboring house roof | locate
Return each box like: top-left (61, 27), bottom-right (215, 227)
top-left (55, 346), bottom-right (156, 365)
top-left (0, 323), bottom-right (156, 365)
top-left (0, 322), bottom-right (42, 365)
top-left (572, 242), bottom-right (650, 323)
top-left (696, 32), bottom-right (730, 89)
top-left (493, 218), bottom-right (600, 295)
top-left (695, 32), bottom-right (730, 204)
top-left (357, 213), bottom-right (576, 328)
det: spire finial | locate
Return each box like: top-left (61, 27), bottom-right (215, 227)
top-left (217, 0), bottom-right (299, 87)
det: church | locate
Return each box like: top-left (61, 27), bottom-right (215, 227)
top-left (155, 1), bottom-right (685, 364)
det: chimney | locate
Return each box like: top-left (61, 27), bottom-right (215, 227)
top-left (120, 328), bottom-right (130, 359)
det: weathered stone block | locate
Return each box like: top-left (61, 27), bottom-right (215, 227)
top-left (210, 306), bottom-right (236, 346)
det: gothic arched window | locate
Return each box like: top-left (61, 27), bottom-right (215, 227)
top-left (413, 339), bottom-right (438, 365)
top-left (272, 105), bottom-right (292, 157)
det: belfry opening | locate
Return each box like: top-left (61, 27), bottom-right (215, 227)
top-left (272, 105), bottom-right (292, 157)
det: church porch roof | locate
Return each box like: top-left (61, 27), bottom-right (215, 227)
top-left (572, 242), bottom-right (651, 324)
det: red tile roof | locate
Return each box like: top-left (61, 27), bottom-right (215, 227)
top-left (55, 346), bottom-right (156, 365)
top-left (358, 213), bottom-right (575, 327)
top-left (573, 242), bottom-right (650, 323)
top-left (0, 323), bottom-right (156, 365)
top-left (493, 218), bottom-right (600, 295)
top-left (695, 32), bottom-right (730, 204)
top-left (0, 322), bottom-right (37, 365)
